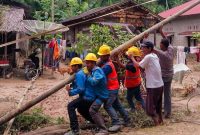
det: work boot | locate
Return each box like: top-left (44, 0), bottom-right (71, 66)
top-left (64, 130), bottom-right (80, 135)
top-left (108, 125), bottom-right (121, 132)
top-left (80, 121), bottom-right (96, 130)
top-left (95, 129), bottom-right (109, 135)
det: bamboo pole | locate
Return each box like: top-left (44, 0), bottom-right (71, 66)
top-left (51, 0), bottom-right (55, 22)
top-left (0, 0), bottom-right (200, 125)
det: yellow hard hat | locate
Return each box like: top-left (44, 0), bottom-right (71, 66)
top-left (70, 57), bottom-right (83, 66)
top-left (84, 53), bottom-right (98, 62)
top-left (97, 44), bottom-right (111, 55)
top-left (126, 46), bottom-right (142, 57)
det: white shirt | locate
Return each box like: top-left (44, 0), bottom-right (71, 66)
top-left (139, 53), bottom-right (164, 88)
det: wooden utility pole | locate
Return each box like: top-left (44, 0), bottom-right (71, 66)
top-left (4, 33), bottom-right (7, 60)
top-left (0, 0), bottom-right (200, 126)
top-left (51, 0), bottom-right (54, 22)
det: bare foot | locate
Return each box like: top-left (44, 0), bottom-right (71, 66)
top-left (152, 116), bottom-right (159, 126)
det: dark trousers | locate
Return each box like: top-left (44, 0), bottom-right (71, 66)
top-left (162, 77), bottom-right (173, 115)
top-left (68, 97), bottom-right (93, 131)
top-left (126, 85), bottom-right (145, 110)
top-left (89, 98), bottom-right (107, 130)
top-left (146, 87), bottom-right (163, 118)
top-left (104, 92), bottom-right (129, 125)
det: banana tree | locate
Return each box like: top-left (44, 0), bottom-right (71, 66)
top-left (192, 32), bottom-right (200, 44)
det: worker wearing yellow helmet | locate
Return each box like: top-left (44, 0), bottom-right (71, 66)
top-left (117, 46), bottom-right (145, 113)
top-left (126, 46), bottom-right (142, 59)
top-left (97, 44), bottom-right (131, 132)
top-left (84, 53), bottom-right (109, 134)
top-left (65, 57), bottom-right (95, 135)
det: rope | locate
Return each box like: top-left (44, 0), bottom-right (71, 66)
top-left (186, 93), bottom-right (200, 112)
top-left (0, 0), bottom-right (158, 48)
top-left (170, 93), bottom-right (200, 126)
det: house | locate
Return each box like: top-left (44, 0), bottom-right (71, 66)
top-left (61, 0), bottom-right (162, 43)
top-left (0, 2), bottom-right (28, 67)
top-left (152, 0), bottom-right (200, 47)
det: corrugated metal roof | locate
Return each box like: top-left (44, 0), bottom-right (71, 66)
top-left (159, 0), bottom-right (200, 19)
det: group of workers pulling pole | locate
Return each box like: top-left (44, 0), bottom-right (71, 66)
top-left (64, 28), bottom-right (174, 135)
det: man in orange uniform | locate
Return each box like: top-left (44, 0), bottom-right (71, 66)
top-left (124, 47), bottom-right (145, 112)
top-left (98, 45), bottom-right (130, 132)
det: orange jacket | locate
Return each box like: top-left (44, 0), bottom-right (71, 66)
top-left (124, 66), bottom-right (141, 88)
top-left (102, 61), bottom-right (119, 90)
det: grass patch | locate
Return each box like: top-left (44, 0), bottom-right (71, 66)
top-left (130, 110), bottom-right (154, 128)
top-left (0, 108), bottom-right (52, 134)
top-left (55, 117), bottom-right (66, 124)
top-left (13, 108), bottom-right (51, 131)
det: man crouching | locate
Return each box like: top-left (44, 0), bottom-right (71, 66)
top-left (84, 53), bottom-right (109, 135)
top-left (65, 57), bottom-right (95, 135)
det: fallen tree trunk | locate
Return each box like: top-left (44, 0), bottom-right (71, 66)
top-left (0, 0), bottom-right (200, 125)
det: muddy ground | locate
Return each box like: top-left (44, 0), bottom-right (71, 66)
top-left (1, 56), bottom-right (200, 135)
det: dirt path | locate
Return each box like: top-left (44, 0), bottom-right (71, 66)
top-left (0, 69), bottom-right (73, 121)
top-left (118, 97), bottom-right (200, 135)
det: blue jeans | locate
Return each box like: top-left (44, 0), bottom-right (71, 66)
top-left (104, 91), bottom-right (129, 125)
top-left (126, 85), bottom-right (145, 110)
top-left (89, 98), bottom-right (107, 130)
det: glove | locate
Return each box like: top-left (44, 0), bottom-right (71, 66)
top-left (83, 67), bottom-right (89, 75)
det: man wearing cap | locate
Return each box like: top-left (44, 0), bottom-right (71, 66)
top-left (97, 45), bottom-right (130, 132)
top-left (84, 53), bottom-right (109, 135)
top-left (129, 41), bottom-right (164, 125)
top-left (65, 57), bottom-right (95, 135)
